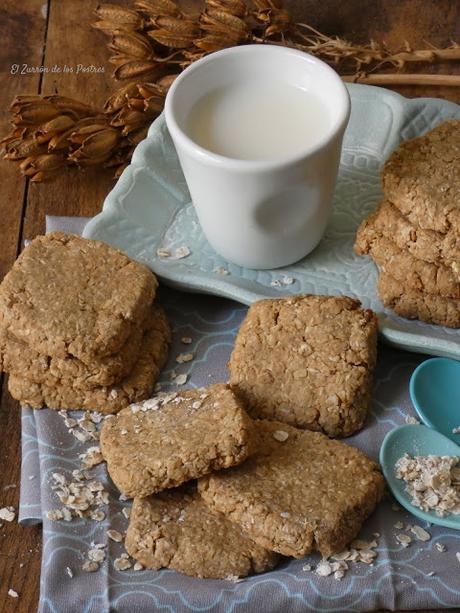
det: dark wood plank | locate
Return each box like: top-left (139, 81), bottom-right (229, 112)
top-left (0, 2), bottom-right (48, 612)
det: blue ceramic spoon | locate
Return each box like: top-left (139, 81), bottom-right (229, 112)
top-left (380, 424), bottom-right (460, 529)
top-left (410, 357), bottom-right (460, 444)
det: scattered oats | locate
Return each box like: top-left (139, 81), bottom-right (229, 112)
top-left (90, 510), bottom-right (106, 522)
top-left (410, 525), bottom-right (431, 541)
top-left (8, 589), bottom-right (19, 598)
top-left (46, 509), bottom-right (64, 521)
top-left (225, 575), bottom-right (244, 582)
top-left (452, 426), bottom-right (460, 434)
top-left (107, 529), bottom-right (123, 543)
top-left (405, 415), bottom-right (420, 425)
top-left (436, 542), bottom-right (446, 552)
top-left (280, 512), bottom-right (291, 518)
top-left (330, 550), bottom-right (350, 562)
top-left (175, 246), bottom-right (190, 259)
top-left (66, 567), bottom-right (74, 578)
top-left (334, 570), bottom-right (345, 580)
top-left (82, 560), bottom-right (99, 573)
top-left (114, 557), bottom-right (132, 571)
top-left (119, 493), bottom-right (129, 502)
top-left (91, 412), bottom-right (104, 424)
top-left (396, 533), bottom-right (412, 547)
top-left (0, 506), bottom-right (15, 522)
top-left (316, 560), bottom-right (333, 577)
top-left (133, 562), bottom-right (144, 571)
top-left (88, 548), bottom-right (106, 563)
top-left (213, 266), bottom-right (230, 275)
top-left (282, 276), bottom-right (294, 285)
top-left (79, 446), bottom-right (103, 469)
top-left (393, 521), bottom-right (404, 530)
top-left (395, 454), bottom-right (460, 517)
top-left (272, 430), bottom-right (289, 442)
top-left (181, 337), bottom-right (192, 344)
top-left (191, 401), bottom-right (202, 410)
top-left (351, 539), bottom-right (377, 550)
top-left (176, 352), bottom-right (194, 363)
top-left (302, 563), bottom-right (312, 572)
top-left (175, 374), bottom-right (188, 385)
top-left (122, 507), bottom-right (131, 519)
top-left (62, 508), bottom-right (73, 522)
top-left (156, 248), bottom-right (171, 258)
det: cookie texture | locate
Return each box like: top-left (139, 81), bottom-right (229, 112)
top-left (355, 218), bottom-right (460, 298)
top-left (199, 420), bottom-right (384, 559)
top-left (0, 232), bottom-right (157, 361)
top-left (381, 119), bottom-right (460, 234)
top-left (125, 488), bottom-right (280, 579)
top-left (378, 272), bottom-right (460, 329)
top-left (356, 199), bottom-right (460, 269)
top-left (0, 313), bottom-right (147, 388)
top-left (229, 295), bottom-right (378, 437)
top-left (100, 383), bottom-right (255, 497)
top-left (7, 308), bottom-right (171, 412)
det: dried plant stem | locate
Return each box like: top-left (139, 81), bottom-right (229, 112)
top-left (342, 73), bottom-right (460, 87)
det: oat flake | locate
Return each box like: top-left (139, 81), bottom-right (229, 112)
top-left (272, 430), bottom-right (289, 442)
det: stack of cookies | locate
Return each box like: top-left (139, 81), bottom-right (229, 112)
top-left (0, 232), bottom-right (171, 413)
top-left (101, 383), bottom-right (384, 580)
top-left (355, 119), bottom-right (460, 328)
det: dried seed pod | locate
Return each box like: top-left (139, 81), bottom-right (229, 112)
top-left (134, 0), bottom-right (180, 18)
top-left (201, 9), bottom-right (250, 39)
top-left (30, 170), bottom-right (60, 182)
top-left (194, 33), bottom-right (238, 52)
top-left (12, 104), bottom-right (60, 126)
top-left (71, 128), bottom-right (120, 159)
top-left (70, 124), bottom-right (111, 145)
top-left (128, 125), bottom-right (149, 145)
top-left (109, 31), bottom-right (154, 59)
top-left (126, 97), bottom-right (146, 111)
top-left (94, 4), bottom-right (144, 29)
top-left (265, 8), bottom-right (291, 36)
top-left (20, 153), bottom-right (66, 175)
top-left (0, 127), bottom-right (29, 150)
top-left (205, 0), bottom-right (248, 18)
top-left (104, 83), bottom-right (141, 113)
top-left (155, 73), bottom-right (177, 91)
top-left (113, 60), bottom-right (159, 80)
top-left (35, 115), bottom-right (76, 141)
top-left (136, 82), bottom-right (165, 98)
top-left (148, 28), bottom-right (197, 48)
top-left (10, 95), bottom-right (45, 112)
top-left (44, 96), bottom-right (98, 117)
top-left (109, 53), bottom-right (136, 66)
top-left (48, 128), bottom-right (76, 151)
top-left (4, 138), bottom-right (48, 159)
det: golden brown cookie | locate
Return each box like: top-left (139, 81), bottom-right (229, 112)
top-left (199, 420), bottom-right (384, 559)
top-left (100, 383), bottom-right (255, 497)
top-left (7, 308), bottom-right (171, 412)
top-left (378, 272), bottom-right (460, 328)
top-left (125, 488), bottom-right (280, 579)
top-left (229, 295), bottom-right (378, 437)
top-left (381, 119), bottom-right (460, 234)
top-left (355, 200), bottom-right (460, 269)
top-left (355, 217), bottom-right (460, 298)
top-left (0, 232), bottom-right (157, 361)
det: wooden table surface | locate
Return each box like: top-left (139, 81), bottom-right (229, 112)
top-left (0, 1), bottom-right (459, 611)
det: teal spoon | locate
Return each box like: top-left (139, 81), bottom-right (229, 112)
top-left (380, 424), bottom-right (460, 529)
top-left (410, 357), bottom-right (460, 444)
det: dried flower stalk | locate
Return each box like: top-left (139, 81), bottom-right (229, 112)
top-left (2, 0), bottom-right (460, 182)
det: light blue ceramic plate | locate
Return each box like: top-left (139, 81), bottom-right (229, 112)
top-left (83, 83), bottom-right (460, 358)
top-left (410, 357), bottom-right (460, 444)
top-left (380, 424), bottom-right (460, 529)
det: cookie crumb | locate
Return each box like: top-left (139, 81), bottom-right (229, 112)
top-left (8, 589), bottom-right (19, 598)
top-left (410, 525), bottom-right (431, 542)
top-left (175, 246), bottom-right (191, 259)
top-left (114, 557), bottom-right (132, 571)
top-left (0, 507), bottom-right (15, 522)
top-left (315, 560), bottom-right (333, 576)
top-left (176, 353), bottom-right (194, 364)
top-left (82, 560), bottom-right (99, 572)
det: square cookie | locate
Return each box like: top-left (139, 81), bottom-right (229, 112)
top-left (229, 295), bottom-right (378, 437)
top-left (125, 488), bottom-right (280, 579)
top-left (199, 420), bottom-right (384, 558)
top-left (0, 232), bottom-right (157, 361)
top-left (100, 383), bottom-right (255, 497)
top-left (8, 307), bottom-right (171, 412)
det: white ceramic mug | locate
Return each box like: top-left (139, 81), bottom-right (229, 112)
top-left (165, 44), bottom-right (350, 269)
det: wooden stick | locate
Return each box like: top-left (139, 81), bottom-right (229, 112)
top-left (342, 73), bottom-right (460, 86)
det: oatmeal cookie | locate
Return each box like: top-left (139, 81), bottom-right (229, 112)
top-left (381, 119), bottom-right (460, 234)
top-left (229, 295), bottom-right (378, 437)
top-left (100, 383), bottom-right (256, 497)
top-left (125, 488), bottom-right (280, 579)
top-left (378, 272), bottom-right (460, 328)
top-left (0, 232), bottom-right (157, 361)
top-left (7, 308), bottom-right (171, 412)
top-left (199, 420), bottom-right (384, 558)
